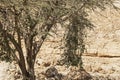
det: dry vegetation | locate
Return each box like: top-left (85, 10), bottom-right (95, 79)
top-left (0, 0), bottom-right (120, 80)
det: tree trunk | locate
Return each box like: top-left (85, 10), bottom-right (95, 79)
top-left (18, 61), bottom-right (35, 80)
top-left (18, 52), bottom-right (36, 80)
top-left (22, 73), bottom-right (35, 80)
top-left (26, 61), bottom-right (36, 80)
top-left (22, 71), bottom-right (36, 80)
top-left (22, 63), bottom-right (36, 80)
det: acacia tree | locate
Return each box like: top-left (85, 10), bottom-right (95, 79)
top-left (61, 0), bottom-right (116, 68)
top-left (0, 0), bottom-right (67, 80)
top-left (0, 0), bottom-right (117, 80)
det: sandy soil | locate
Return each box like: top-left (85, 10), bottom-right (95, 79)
top-left (0, 53), bottom-right (120, 80)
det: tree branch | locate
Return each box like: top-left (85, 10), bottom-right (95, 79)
top-left (32, 19), bottom-right (55, 60)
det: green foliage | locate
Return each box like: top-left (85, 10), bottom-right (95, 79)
top-left (59, 0), bottom-right (115, 67)
top-left (0, 0), bottom-right (116, 70)
top-left (0, 0), bottom-right (69, 79)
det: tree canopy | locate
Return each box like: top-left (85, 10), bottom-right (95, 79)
top-left (0, 0), bottom-right (117, 80)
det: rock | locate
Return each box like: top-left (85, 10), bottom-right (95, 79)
top-left (42, 66), bottom-right (63, 80)
top-left (65, 68), bottom-right (92, 80)
top-left (45, 66), bottom-right (58, 78)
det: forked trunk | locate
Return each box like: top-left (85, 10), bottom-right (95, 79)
top-left (18, 55), bottom-right (36, 80)
top-left (22, 64), bottom-right (36, 80)
top-left (22, 71), bottom-right (36, 80)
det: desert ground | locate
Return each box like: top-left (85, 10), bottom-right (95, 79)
top-left (0, 51), bottom-right (120, 80)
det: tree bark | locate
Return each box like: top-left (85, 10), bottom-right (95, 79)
top-left (20, 60), bottom-right (36, 80)
top-left (22, 66), bottom-right (36, 80)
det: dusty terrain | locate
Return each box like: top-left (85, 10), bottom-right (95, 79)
top-left (34, 49), bottom-right (120, 80)
top-left (83, 56), bottom-right (120, 80)
top-left (1, 51), bottom-right (120, 80)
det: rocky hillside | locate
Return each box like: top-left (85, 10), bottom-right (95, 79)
top-left (85, 6), bottom-right (120, 57)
